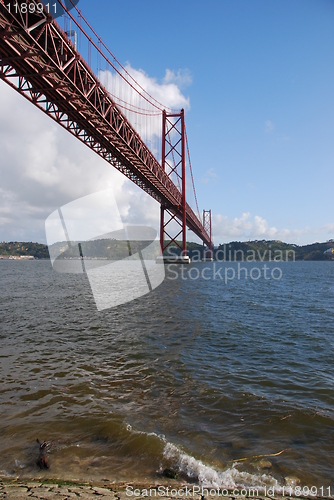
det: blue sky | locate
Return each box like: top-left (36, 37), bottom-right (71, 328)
top-left (0, 0), bottom-right (333, 244)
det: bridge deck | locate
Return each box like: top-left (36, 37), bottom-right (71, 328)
top-left (0, 1), bottom-right (211, 247)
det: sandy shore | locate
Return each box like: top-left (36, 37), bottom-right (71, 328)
top-left (0, 478), bottom-right (307, 500)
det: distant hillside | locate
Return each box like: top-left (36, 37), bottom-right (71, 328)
top-left (214, 240), bottom-right (334, 261)
top-left (0, 239), bottom-right (333, 261)
top-left (165, 240), bottom-right (334, 261)
top-left (0, 242), bottom-right (49, 259)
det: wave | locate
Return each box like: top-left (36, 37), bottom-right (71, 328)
top-left (163, 442), bottom-right (279, 490)
top-left (125, 423), bottom-right (280, 490)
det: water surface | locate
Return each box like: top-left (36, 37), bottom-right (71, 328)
top-left (0, 260), bottom-right (333, 491)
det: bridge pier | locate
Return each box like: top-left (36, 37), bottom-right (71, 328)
top-left (202, 210), bottom-right (213, 260)
top-left (160, 109), bottom-right (188, 261)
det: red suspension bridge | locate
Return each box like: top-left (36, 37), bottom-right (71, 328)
top-left (0, 0), bottom-right (213, 258)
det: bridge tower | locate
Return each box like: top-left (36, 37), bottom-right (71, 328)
top-left (202, 209), bottom-right (213, 260)
top-left (0, 1), bottom-right (211, 256)
top-left (160, 109), bottom-right (187, 258)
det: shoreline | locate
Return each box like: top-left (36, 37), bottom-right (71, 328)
top-left (0, 478), bottom-right (325, 500)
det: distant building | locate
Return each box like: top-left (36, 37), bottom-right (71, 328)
top-left (324, 248), bottom-right (334, 254)
top-left (0, 255), bottom-right (35, 260)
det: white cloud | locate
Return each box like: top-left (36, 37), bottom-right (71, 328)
top-left (264, 120), bottom-right (289, 142)
top-left (0, 61), bottom-right (191, 243)
top-left (98, 64), bottom-right (190, 156)
top-left (265, 119), bottom-right (274, 133)
top-left (322, 223), bottom-right (334, 233)
top-left (213, 212), bottom-right (312, 244)
top-left (315, 223), bottom-right (334, 238)
top-left (201, 168), bottom-right (218, 184)
top-left (163, 68), bottom-right (192, 88)
top-left (119, 64), bottom-right (190, 110)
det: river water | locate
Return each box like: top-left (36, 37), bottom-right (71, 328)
top-left (0, 260), bottom-right (333, 492)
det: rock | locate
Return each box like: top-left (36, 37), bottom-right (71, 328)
top-left (258, 459), bottom-right (272, 469)
top-left (3, 487), bottom-right (30, 499)
top-left (162, 468), bottom-right (179, 479)
top-left (89, 457), bottom-right (103, 467)
top-left (285, 476), bottom-right (301, 487)
top-left (93, 486), bottom-right (113, 496)
top-left (68, 487), bottom-right (87, 494)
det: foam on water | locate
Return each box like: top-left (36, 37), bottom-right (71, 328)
top-left (126, 423), bottom-right (280, 491)
top-left (126, 423), bottom-right (166, 441)
top-left (163, 442), bottom-right (279, 490)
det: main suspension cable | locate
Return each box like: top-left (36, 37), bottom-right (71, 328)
top-left (61, 0), bottom-right (173, 113)
top-left (185, 125), bottom-right (201, 222)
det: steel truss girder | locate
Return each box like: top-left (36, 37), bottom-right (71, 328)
top-left (0, 0), bottom-right (211, 246)
top-left (162, 209), bottom-right (183, 251)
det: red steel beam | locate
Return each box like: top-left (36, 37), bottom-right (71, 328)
top-left (181, 109), bottom-right (186, 255)
top-left (202, 209), bottom-right (213, 259)
top-left (0, 0), bottom-right (211, 247)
